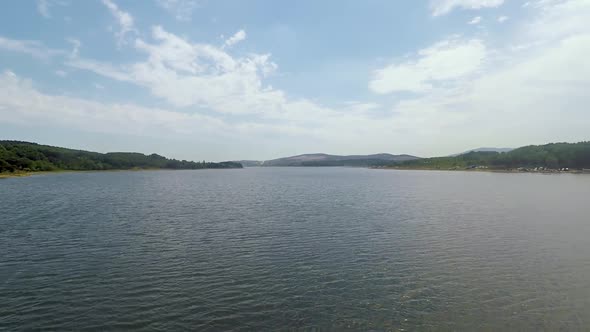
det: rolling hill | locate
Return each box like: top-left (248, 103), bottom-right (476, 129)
top-left (261, 153), bottom-right (420, 167)
top-left (394, 142), bottom-right (590, 170)
top-left (450, 147), bottom-right (514, 156)
top-left (0, 141), bottom-right (242, 173)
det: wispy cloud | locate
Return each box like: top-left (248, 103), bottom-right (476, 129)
top-left (0, 71), bottom-right (228, 138)
top-left (36, 0), bottom-right (68, 19)
top-left (156, 0), bottom-right (201, 21)
top-left (468, 16), bottom-right (482, 24)
top-left (66, 38), bottom-right (80, 58)
top-left (101, 0), bottom-right (136, 46)
top-left (224, 30), bottom-right (246, 48)
top-left (526, 0), bottom-right (590, 41)
top-left (67, 58), bottom-right (132, 82)
top-left (430, 0), bottom-right (505, 16)
top-left (497, 15), bottom-right (509, 23)
top-left (0, 36), bottom-right (65, 59)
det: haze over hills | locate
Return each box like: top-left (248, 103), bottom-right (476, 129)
top-left (235, 160), bottom-right (264, 167)
top-left (259, 153), bottom-right (420, 167)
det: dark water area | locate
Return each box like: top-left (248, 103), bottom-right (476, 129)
top-left (1, 168), bottom-right (590, 331)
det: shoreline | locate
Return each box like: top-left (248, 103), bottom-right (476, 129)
top-left (0, 167), bottom-right (242, 179)
top-left (0, 172), bottom-right (34, 179)
top-left (374, 166), bottom-right (590, 174)
top-left (0, 169), bottom-right (165, 179)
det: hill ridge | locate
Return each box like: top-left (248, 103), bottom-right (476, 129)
top-left (261, 152), bottom-right (420, 167)
top-left (0, 140), bottom-right (242, 173)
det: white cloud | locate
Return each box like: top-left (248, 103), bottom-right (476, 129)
top-left (224, 30), bottom-right (246, 48)
top-left (156, 0), bottom-right (200, 21)
top-left (369, 39), bottom-right (487, 94)
top-left (0, 36), bottom-right (65, 59)
top-left (497, 15), bottom-right (509, 22)
top-left (101, 0), bottom-right (136, 46)
top-left (468, 16), bottom-right (482, 24)
top-left (55, 70), bottom-right (67, 77)
top-left (430, 0), bottom-right (505, 16)
top-left (67, 26), bottom-right (284, 114)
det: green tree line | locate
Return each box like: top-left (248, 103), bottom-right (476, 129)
top-left (395, 142), bottom-right (590, 170)
top-left (0, 141), bottom-right (242, 173)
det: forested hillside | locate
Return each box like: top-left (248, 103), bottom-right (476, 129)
top-left (0, 141), bottom-right (242, 173)
top-left (395, 142), bottom-right (590, 170)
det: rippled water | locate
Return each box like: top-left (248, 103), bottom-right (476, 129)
top-left (1, 168), bottom-right (590, 331)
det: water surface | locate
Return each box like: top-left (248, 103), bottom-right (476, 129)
top-left (1, 168), bottom-right (590, 330)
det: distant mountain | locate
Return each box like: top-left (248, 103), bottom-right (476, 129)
top-left (451, 147), bottom-right (513, 156)
top-left (262, 153), bottom-right (420, 167)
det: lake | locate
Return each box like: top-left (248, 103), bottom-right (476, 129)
top-left (1, 168), bottom-right (590, 330)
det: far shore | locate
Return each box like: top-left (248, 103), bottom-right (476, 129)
top-left (374, 166), bottom-right (590, 174)
top-left (3, 166), bottom-right (589, 179)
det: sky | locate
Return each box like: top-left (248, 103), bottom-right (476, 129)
top-left (0, 0), bottom-right (589, 161)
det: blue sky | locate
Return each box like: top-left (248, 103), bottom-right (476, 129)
top-left (0, 0), bottom-right (589, 161)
